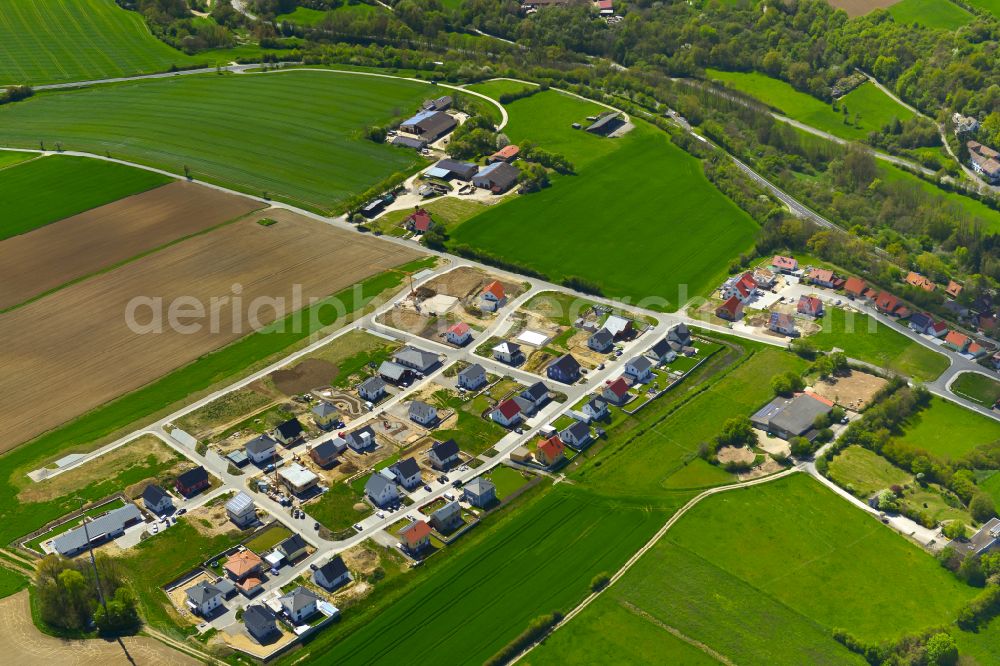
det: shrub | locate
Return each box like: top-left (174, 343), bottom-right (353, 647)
top-left (924, 633), bottom-right (958, 666)
top-left (971, 493), bottom-right (997, 523)
top-left (196, 440), bottom-right (208, 456)
top-left (484, 612), bottom-right (564, 666)
top-left (942, 521), bottom-right (967, 540)
top-left (590, 572), bottom-right (610, 592)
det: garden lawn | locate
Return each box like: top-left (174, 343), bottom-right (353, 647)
top-left (0, 70), bottom-right (434, 212)
top-left (430, 391), bottom-right (508, 455)
top-left (450, 122), bottom-right (758, 309)
top-left (878, 163), bottom-right (1000, 235)
top-left (888, 0), bottom-right (973, 30)
top-left (827, 445), bottom-right (911, 497)
top-left (484, 465), bottom-right (531, 498)
top-left (807, 308), bottom-right (948, 381)
top-left (898, 397), bottom-right (1000, 459)
top-left (0, 155), bottom-right (170, 240)
top-left (311, 483), bottom-right (366, 536)
top-left (0, 0), bottom-right (201, 86)
top-left (706, 70), bottom-right (912, 141)
top-left (956, 614), bottom-right (1000, 664)
top-left (243, 525), bottom-right (293, 553)
top-left (288, 485), bottom-right (678, 664)
top-left (950, 372), bottom-right (1000, 407)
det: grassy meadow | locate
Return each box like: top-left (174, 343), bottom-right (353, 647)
top-left (706, 70), bottom-right (913, 140)
top-left (0, 0), bottom-right (200, 86)
top-left (276, 3), bottom-right (385, 24)
top-left (0, 70), bottom-right (435, 212)
top-left (878, 162), bottom-right (1000, 235)
top-left (898, 396), bottom-right (1000, 459)
top-left (888, 0), bottom-right (973, 29)
top-left (950, 372), bottom-right (1000, 407)
top-left (466, 79), bottom-right (537, 101)
top-left (964, 0), bottom-right (1000, 18)
top-left (0, 155), bottom-right (170, 240)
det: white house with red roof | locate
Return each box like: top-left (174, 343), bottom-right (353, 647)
top-left (929, 321), bottom-right (948, 338)
top-left (722, 273), bottom-right (757, 304)
top-left (445, 321), bottom-right (471, 345)
top-left (796, 295), bottom-right (824, 318)
top-left (405, 209), bottom-right (434, 233)
top-left (808, 268), bottom-right (836, 288)
top-left (715, 296), bottom-right (744, 322)
top-left (480, 280), bottom-right (507, 312)
top-left (602, 377), bottom-right (631, 405)
top-left (491, 398), bottom-right (522, 427)
top-left (771, 255), bottom-right (798, 273)
top-left (944, 330), bottom-right (971, 352)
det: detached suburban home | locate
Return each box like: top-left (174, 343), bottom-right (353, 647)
top-left (405, 208), bottom-right (434, 233)
top-left (547, 354), bottom-right (581, 384)
top-left (358, 376), bottom-right (387, 402)
top-left (457, 363), bottom-right (487, 391)
top-left (715, 296), bottom-right (744, 322)
top-left (309, 437), bottom-right (346, 468)
top-left (906, 271), bottom-right (936, 292)
top-left (603, 377), bottom-right (631, 405)
top-left (588, 327), bottom-right (614, 353)
top-left (480, 280), bottom-right (507, 312)
top-left (929, 321), bottom-right (948, 338)
top-left (225, 491), bottom-right (257, 528)
top-left (967, 342), bottom-right (988, 358)
top-left (908, 312), bottom-right (935, 335)
top-left (400, 519), bottom-right (432, 553)
top-left (431, 501), bottom-right (464, 533)
top-left (278, 463), bottom-right (319, 496)
top-left (603, 314), bottom-right (633, 340)
top-left (519, 381), bottom-right (550, 412)
top-left (722, 273), bottom-right (757, 303)
top-left (753, 267), bottom-right (776, 289)
top-left (278, 533), bottom-right (309, 562)
top-left (649, 339), bottom-right (677, 364)
top-left (346, 425), bottom-right (377, 452)
top-left (390, 457), bottom-right (423, 490)
top-left (175, 466), bottom-right (210, 497)
top-left (378, 360), bottom-right (414, 386)
top-left (844, 276), bottom-right (867, 299)
top-left (667, 322), bottom-right (693, 346)
top-left (944, 330), bottom-right (971, 352)
top-left (493, 341), bottom-right (522, 365)
top-left (582, 395), bottom-right (609, 420)
top-left (428, 439), bottom-right (461, 470)
top-left (947, 281), bottom-right (963, 298)
top-left (464, 477), bottom-right (498, 508)
top-left (559, 421), bottom-right (591, 448)
top-left (274, 418), bottom-right (304, 446)
top-left (807, 268), bottom-right (836, 288)
top-left (243, 605), bottom-right (280, 644)
top-left (409, 400), bottom-right (439, 426)
top-left (186, 581), bottom-right (224, 617)
top-left (796, 295), bottom-right (824, 318)
top-left (393, 346), bottom-right (439, 374)
top-left (245, 434), bottom-right (278, 465)
top-left (472, 161), bottom-right (520, 193)
top-left (771, 255), bottom-right (798, 273)
top-left (365, 474), bottom-right (400, 507)
top-left (224, 549), bottom-right (263, 587)
top-left (875, 292), bottom-right (903, 315)
top-left (446, 321), bottom-right (472, 346)
top-left (536, 435), bottom-right (566, 467)
top-left (311, 402), bottom-right (340, 430)
top-left (314, 555), bottom-right (351, 590)
top-left (491, 399), bottom-right (523, 427)
top-left (142, 484), bottom-right (173, 514)
top-left (279, 586), bottom-right (322, 624)
top-left (624, 355), bottom-right (653, 383)
top-left (768, 312), bottom-right (797, 337)
top-left (488, 144), bottom-right (519, 163)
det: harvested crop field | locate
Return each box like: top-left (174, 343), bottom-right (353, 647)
top-left (0, 181), bottom-right (262, 309)
top-left (0, 590), bottom-right (199, 665)
top-left (826, 0), bottom-right (901, 17)
top-left (0, 209), bottom-right (420, 451)
top-left (270, 358), bottom-right (338, 395)
top-left (810, 370), bottom-right (888, 411)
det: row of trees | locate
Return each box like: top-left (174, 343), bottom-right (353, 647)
top-left (35, 553), bottom-right (139, 635)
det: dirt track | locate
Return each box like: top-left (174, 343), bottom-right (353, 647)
top-left (0, 209), bottom-right (420, 451)
top-left (0, 181), bottom-right (262, 310)
top-left (0, 590), bottom-right (200, 665)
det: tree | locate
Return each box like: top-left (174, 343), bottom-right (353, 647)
top-left (715, 416), bottom-right (757, 449)
top-left (971, 492), bottom-right (997, 523)
top-left (877, 489), bottom-right (899, 512)
top-left (771, 371), bottom-right (804, 397)
top-left (942, 521), bottom-right (967, 540)
top-left (924, 632), bottom-right (958, 666)
top-left (789, 436), bottom-right (813, 458)
top-left (94, 587), bottom-right (139, 635)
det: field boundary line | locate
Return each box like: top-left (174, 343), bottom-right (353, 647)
top-left (619, 600), bottom-right (734, 665)
top-left (513, 467), bottom-right (799, 662)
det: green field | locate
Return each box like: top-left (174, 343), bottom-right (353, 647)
top-left (537, 475), bottom-right (975, 664)
top-left (0, 155), bottom-right (170, 240)
top-left (466, 79), bottom-right (537, 102)
top-left (898, 396), bottom-right (1000, 459)
top-left (706, 70), bottom-right (913, 141)
top-left (0, 70), bottom-right (435, 212)
top-left (276, 3), bottom-right (385, 24)
top-left (290, 485), bottom-right (680, 664)
top-left (828, 445), bottom-right (911, 497)
top-left (0, 151), bottom-right (35, 169)
top-left (0, 567), bottom-right (28, 600)
top-left (879, 162), bottom-right (1000, 235)
top-left (964, 0), bottom-right (1000, 18)
top-left (0, 0), bottom-right (201, 86)
top-left (807, 308), bottom-right (949, 381)
top-left (888, 0), bottom-right (973, 30)
top-left (956, 615), bottom-right (1000, 666)
top-left (951, 372), bottom-right (1000, 407)
top-left (450, 121), bottom-right (758, 309)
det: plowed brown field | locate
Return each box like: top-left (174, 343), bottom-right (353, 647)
top-left (0, 181), bottom-right (262, 310)
top-left (826, 0), bottom-right (900, 17)
top-left (0, 209), bottom-right (420, 450)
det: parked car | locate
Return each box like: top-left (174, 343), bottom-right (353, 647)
top-left (313, 521), bottom-right (320, 530)
top-left (376, 511), bottom-right (385, 519)
top-left (353, 523), bottom-right (362, 532)
top-left (423, 484), bottom-right (432, 492)
top-left (177, 508), bottom-right (187, 515)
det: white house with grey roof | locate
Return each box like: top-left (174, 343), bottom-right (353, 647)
top-left (279, 586), bottom-right (322, 624)
top-left (582, 395), bottom-right (609, 420)
top-left (358, 376), bottom-right (387, 402)
top-left (346, 425), bottom-right (377, 452)
top-left (390, 457), bottom-right (422, 489)
top-left (53, 503), bottom-right (144, 556)
top-left (519, 381), bottom-right (550, 412)
top-left (457, 363), bottom-right (487, 390)
top-left (428, 439), bottom-right (460, 469)
top-left (624, 356), bottom-right (653, 383)
top-left (559, 421), bottom-right (592, 448)
top-left (226, 491), bottom-right (257, 528)
top-left (588, 328), bottom-right (614, 352)
top-left (245, 434), bottom-right (278, 465)
top-left (141, 484), bottom-right (173, 514)
top-left (378, 360), bottom-right (413, 385)
top-left (314, 555), bottom-right (351, 590)
top-left (393, 346), bottom-right (439, 374)
top-left (649, 338), bottom-right (677, 364)
top-left (463, 477), bottom-right (497, 507)
top-left (365, 473), bottom-right (399, 507)
top-left (186, 581), bottom-right (224, 616)
top-left (430, 500), bottom-right (463, 533)
top-left (492, 341), bottom-right (523, 365)
top-left (409, 400), bottom-right (439, 426)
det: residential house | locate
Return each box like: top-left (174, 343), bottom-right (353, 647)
top-left (430, 500), bottom-right (464, 533)
top-left (596, 0), bottom-right (613, 14)
top-left (906, 272), bottom-right (936, 292)
top-left (547, 354), bottom-right (581, 384)
top-left (582, 395), bottom-right (609, 420)
top-left (428, 439), bottom-right (461, 470)
top-left (346, 425), bottom-right (377, 452)
top-left (390, 457), bottom-right (422, 490)
top-left (492, 341), bottom-right (522, 365)
top-left (488, 144), bottom-right (519, 163)
top-left (602, 377), bottom-right (631, 405)
top-left (950, 517), bottom-right (1000, 556)
top-left (311, 402), bottom-right (340, 430)
top-left (278, 463), bottom-right (319, 495)
top-left (875, 292), bottom-right (902, 315)
top-left (751, 393), bottom-right (833, 441)
top-left (480, 280), bottom-right (507, 312)
top-left (908, 312), bottom-right (935, 335)
top-left (603, 314), bottom-right (634, 340)
top-left (225, 491), bottom-right (257, 528)
top-left (243, 605), bottom-right (280, 644)
top-left (947, 280), bottom-right (963, 298)
top-left (457, 363), bottom-right (487, 391)
top-left (560, 421), bottom-right (591, 448)
top-left (52, 504), bottom-right (144, 556)
top-left (279, 586), bottom-right (322, 624)
top-left (588, 327), bottom-right (614, 353)
top-left (715, 296), bottom-right (744, 321)
top-left (768, 312), bottom-right (797, 337)
top-left (536, 435), bottom-right (566, 467)
top-left (393, 346), bottom-right (439, 374)
top-left (365, 473), bottom-right (400, 507)
top-left (808, 268), bottom-right (836, 288)
top-left (379, 360), bottom-right (414, 386)
top-left (404, 208), bottom-right (434, 234)
top-left (400, 519), bottom-right (432, 553)
top-left (519, 381), bottom-right (550, 412)
top-left (844, 277), bottom-right (867, 299)
top-left (929, 321), bottom-right (948, 338)
top-left (446, 322), bottom-right (472, 346)
top-left (274, 419), bottom-right (303, 447)
top-left (624, 355), bottom-right (653, 382)
top-left (944, 330), bottom-right (971, 352)
top-left (358, 376), bottom-right (387, 402)
top-left (186, 581), bottom-right (224, 617)
top-left (409, 400), bottom-right (439, 427)
top-left (423, 95), bottom-right (453, 111)
top-left (313, 556), bottom-right (351, 590)
top-left (491, 399), bottom-right (523, 427)
top-left (722, 273), bottom-right (757, 303)
top-left (953, 113), bottom-right (980, 134)
top-left (771, 255), bottom-right (798, 273)
top-left (797, 295), bottom-right (824, 318)
top-left (309, 437), bottom-right (346, 468)
top-left (753, 267), bottom-right (776, 289)
top-left (277, 534), bottom-right (309, 563)
top-left (472, 161), bottom-right (520, 193)
top-left (464, 477), bottom-right (497, 508)
top-left (967, 342), bottom-right (988, 358)
top-left (649, 338), bottom-right (677, 364)
top-left (400, 110), bottom-right (457, 141)
top-left (245, 434), bottom-right (278, 465)
top-left (968, 141), bottom-right (1000, 184)
top-left (141, 484), bottom-right (173, 514)
top-left (175, 466), bottom-right (210, 497)
top-left (667, 322), bottom-right (692, 346)
top-left (224, 550), bottom-right (263, 590)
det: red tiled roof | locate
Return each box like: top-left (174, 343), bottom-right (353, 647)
top-left (968, 342), bottom-right (984, 355)
top-left (537, 435), bottom-right (565, 459)
top-left (945, 330), bottom-right (970, 347)
top-left (809, 268), bottom-right (834, 283)
top-left (716, 296), bottom-right (743, 319)
top-left (905, 272), bottom-right (935, 292)
top-left (401, 520), bottom-right (431, 545)
top-left (407, 209), bottom-right (433, 232)
top-left (737, 273), bottom-right (756, 292)
top-left (225, 550), bottom-right (263, 578)
top-left (947, 280), bottom-right (963, 298)
top-left (797, 295), bottom-right (822, 314)
top-left (490, 144), bottom-right (519, 160)
top-left (606, 377), bottom-right (629, 398)
top-left (875, 291), bottom-right (900, 312)
top-left (772, 255), bottom-right (797, 270)
top-left (495, 398), bottom-right (521, 419)
top-left (930, 321), bottom-right (948, 334)
top-left (806, 392), bottom-right (835, 407)
top-left (483, 280), bottom-right (505, 300)
top-left (448, 322), bottom-right (469, 335)
top-left (844, 276), bottom-right (866, 295)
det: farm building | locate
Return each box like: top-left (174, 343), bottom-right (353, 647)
top-left (422, 95), bottom-right (453, 111)
top-left (488, 144), bottom-right (520, 163)
top-left (472, 162), bottom-right (520, 193)
top-left (390, 135), bottom-right (426, 150)
top-left (52, 503), bottom-right (144, 556)
top-left (399, 110), bottom-right (457, 141)
top-left (586, 112), bottom-right (624, 135)
top-left (429, 438), bottom-right (461, 469)
top-left (226, 492), bottom-right (257, 528)
top-left (427, 158), bottom-right (478, 181)
top-left (751, 393), bottom-right (833, 441)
